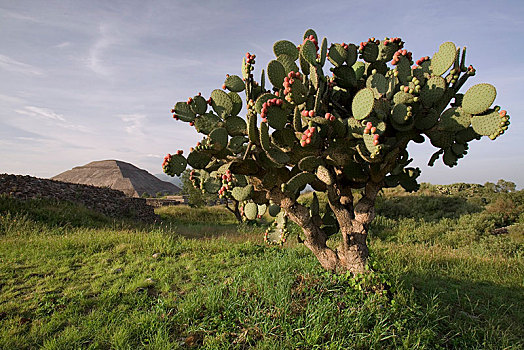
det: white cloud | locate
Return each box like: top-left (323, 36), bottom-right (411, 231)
top-left (119, 113), bottom-right (147, 136)
top-left (16, 106), bottom-right (66, 122)
top-left (0, 54), bottom-right (44, 76)
top-left (54, 41), bottom-right (71, 49)
top-left (85, 23), bottom-right (117, 76)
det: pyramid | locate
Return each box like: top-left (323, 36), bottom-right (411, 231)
top-left (52, 160), bottom-right (181, 197)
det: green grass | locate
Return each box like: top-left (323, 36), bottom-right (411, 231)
top-left (0, 196), bottom-right (523, 349)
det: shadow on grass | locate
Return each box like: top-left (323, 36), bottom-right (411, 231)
top-left (376, 195), bottom-right (483, 221)
top-left (395, 272), bottom-right (524, 345)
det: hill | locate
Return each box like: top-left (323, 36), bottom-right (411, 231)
top-left (52, 160), bottom-right (181, 197)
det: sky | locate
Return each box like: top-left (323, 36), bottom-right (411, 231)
top-left (1, 0), bottom-right (523, 188)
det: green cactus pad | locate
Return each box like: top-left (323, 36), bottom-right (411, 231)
top-left (254, 93), bottom-right (278, 114)
top-left (352, 61), bottom-right (366, 81)
top-left (316, 165), bottom-right (334, 185)
top-left (427, 130), bottom-right (454, 148)
top-left (164, 154), bottom-right (187, 177)
top-left (266, 147), bottom-right (290, 165)
top-left (273, 40), bottom-right (299, 61)
top-left (210, 89), bottom-right (233, 119)
top-left (228, 92), bottom-right (243, 116)
top-left (209, 127), bottom-right (228, 151)
top-left (309, 65), bottom-right (321, 90)
top-left (361, 42), bottom-right (378, 63)
top-left (189, 95), bottom-right (207, 115)
top-left (187, 150), bottom-right (212, 169)
top-left (310, 192), bottom-right (320, 217)
top-left (451, 142), bottom-right (466, 156)
top-left (415, 108), bottom-right (440, 130)
top-left (259, 121), bottom-right (271, 152)
top-left (257, 204), bottom-right (267, 217)
top-left (299, 52), bottom-right (310, 76)
top-left (471, 109), bottom-right (509, 139)
top-left (396, 56), bottom-right (412, 85)
top-left (224, 75), bottom-right (245, 92)
top-left (391, 118), bottom-right (414, 132)
top-left (301, 39), bottom-right (317, 66)
top-left (232, 184), bottom-right (253, 202)
top-left (283, 172), bottom-right (315, 194)
top-left (393, 91), bottom-right (416, 105)
top-left (277, 54), bottom-right (299, 74)
top-left (392, 103), bottom-right (410, 124)
top-left (366, 73), bottom-right (387, 98)
top-left (293, 107), bottom-right (303, 131)
top-left (203, 177), bottom-right (221, 194)
top-left (247, 113), bottom-right (258, 144)
top-left (194, 113), bottom-right (222, 135)
top-left (443, 148), bottom-right (458, 167)
top-left (438, 107), bottom-right (471, 132)
top-left (328, 44), bottom-right (347, 67)
top-left (227, 135), bottom-right (248, 153)
top-left (298, 156), bottom-right (321, 172)
top-left (290, 79), bottom-right (308, 104)
top-left (268, 203), bottom-right (281, 217)
top-left (267, 60), bottom-right (286, 89)
top-left (271, 127), bottom-right (295, 150)
top-left (345, 44), bottom-right (358, 66)
top-left (352, 88), bottom-right (375, 120)
top-left (462, 83), bottom-right (497, 115)
top-left (430, 42), bottom-right (457, 76)
top-left (225, 116), bottom-right (247, 136)
top-left (363, 133), bottom-right (380, 154)
top-left (303, 29), bottom-right (318, 41)
top-left (455, 127), bottom-right (480, 143)
top-left (174, 102), bottom-right (196, 122)
top-left (320, 38), bottom-right (328, 66)
top-left (266, 105), bottom-right (288, 130)
top-left (420, 76), bottom-right (446, 107)
top-left (333, 65), bottom-right (357, 88)
top-left (244, 202), bottom-right (258, 221)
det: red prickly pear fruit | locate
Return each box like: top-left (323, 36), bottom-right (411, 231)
top-left (308, 110), bottom-right (314, 117)
top-left (305, 138), bottom-right (311, 144)
top-left (274, 91), bottom-right (279, 96)
top-left (222, 84), bottom-right (226, 90)
top-left (301, 134), bottom-right (308, 141)
top-left (366, 122), bottom-right (373, 128)
top-left (371, 126), bottom-right (377, 133)
top-left (177, 150), bottom-right (183, 155)
top-left (276, 99), bottom-right (283, 106)
top-left (189, 122), bottom-right (194, 126)
top-left (404, 86), bottom-right (409, 93)
top-left (500, 110), bottom-right (507, 116)
top-left (301, 110), bottom-right (308, 117)
top-left (330, 115), bottom-right (335, 121)
top-left (187, 97), bottom-right (193, 104)
top-left (364, 128), bottom-right (370, 134)
top-left (300, 140), bottom-right (306, 147)
top-left (373, 140), bottom-right (379, 146)
top-left (373, 134), bottom-right (379, 141)
top-left (190, 147), bottom-right (194, 152)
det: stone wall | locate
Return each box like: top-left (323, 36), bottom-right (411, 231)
top-left (0, 174), bottom-right (158, 223)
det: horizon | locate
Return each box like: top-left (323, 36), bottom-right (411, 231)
top-left (1, 0), bottom-right (523, 188)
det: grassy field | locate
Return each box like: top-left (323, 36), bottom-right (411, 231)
top-left (0, 191), bottom-right (523, 349)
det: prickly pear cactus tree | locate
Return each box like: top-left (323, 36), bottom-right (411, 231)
top-left (163, 30), bottom-right (510, 274)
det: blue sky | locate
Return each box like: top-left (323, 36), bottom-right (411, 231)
top-left (1, 0), bottom-right (523, 188)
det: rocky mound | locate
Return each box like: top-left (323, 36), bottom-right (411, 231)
top-left (0, 174), bottom-right (158, 222)
top-left (52, 160), bottom-right (181, 197)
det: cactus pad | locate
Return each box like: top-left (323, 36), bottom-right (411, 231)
top-left (195, 113), bottom-right (221, 135)
top-left (277, 54), bottom-right (299, 74)
top-left (316, 165), bottom-right (334, 185)
top-left (224, 75), bottom-right (245, 92)
top-left (164, 154), bottom-right (187, 177)
top-left (228, 135), bottom-right (248, 153)
top-left (244, 202), bottom-right (258, 221)
top-left (267, 60), bottom-right (286, 89)
top-left (438, 107), bottom-right (471, 132)
top-left (228, 92), bottom-right (243, 116)
top-left (203, 177), bottom-right (221, 194)
top-left (462, 83), bottom-right (496, 115)
top-left (301, 39), bottom-right (318, 66)
top-left (352, 88), bottom-right (375, 120)
top-left (298, 156), bottom-right (321, 172)
top-left (415, 108), bottom-right (440, 130)
top-left (187, 150), bottom-right (212, 169)
top-left (328, 44), bottom-right (347, 67)
top-left (273, 40), bottom-right (299, 61)
top-left (366, 73), bottom-right (387, 98)
top-left (232, 184), bottom-right (253, 202)
top-left (283, 172), bottom-right (315, 194)
top-left (471, 109), bottom-right (509, 139)
top-left (190, 95), bottom-right (208, 115)
top-left (211, 89), bottom-right (233, 118)
top-left (268, 203), bottom-right (281, 217)
top-left (392, 104), bottom-right (410, 124)
top-left (361, 42), bottom-right (378, 63)
top-left (420, 76), bottom-right (446, 107)
top-left (393, 91), bottom-right (416, 105)
top-left (333, 65), bottom-right (357, 88)
top-left (430, 42), bottom-right (457, 76)
top-left (352, 61), bottom-right (366, 80)
top-left (209, 127), bottom-right (228, 151)
top-left (174, 102), bottom-right (196, 122)
top-left (254, 93), bottom-right (277, 114)
top-left (266, 147), bottom-right (290, 165)
top-left (224, 116), bottom-right (247, 136)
